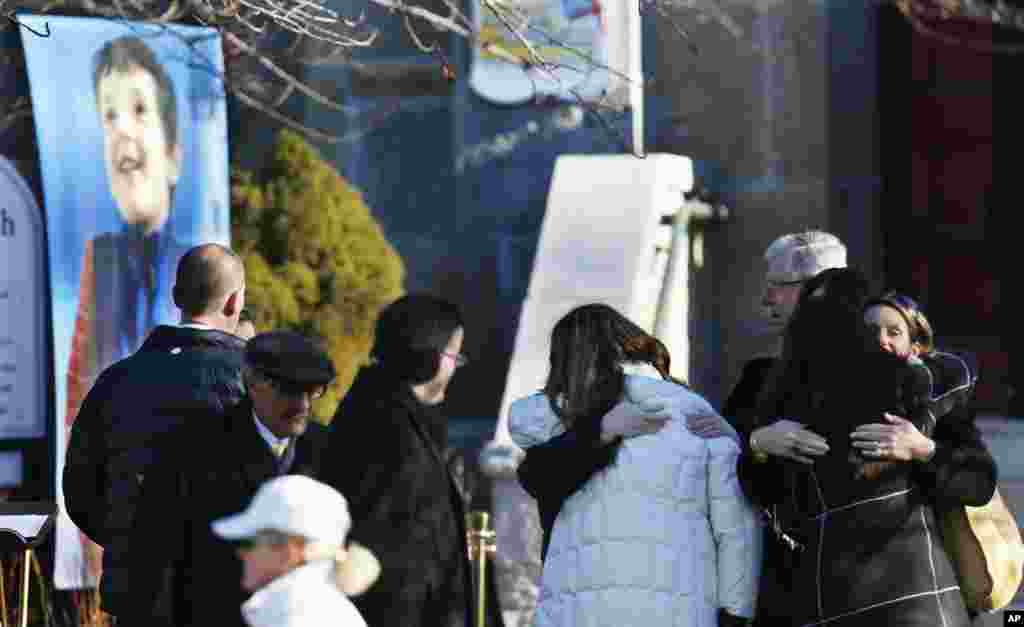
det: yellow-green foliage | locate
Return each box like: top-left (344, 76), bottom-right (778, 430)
top-left (231, 130), bottom-right (405, 420)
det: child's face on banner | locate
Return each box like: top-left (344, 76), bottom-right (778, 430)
top-left (97, 65), bottom-right (181, 234)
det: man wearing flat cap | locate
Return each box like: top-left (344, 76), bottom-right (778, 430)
top-left (116, 331), bottom-right (336, 627)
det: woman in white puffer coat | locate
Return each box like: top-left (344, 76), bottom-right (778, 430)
top-left (510, 304), bottom-right (762, 627)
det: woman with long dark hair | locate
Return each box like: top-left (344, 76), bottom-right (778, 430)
top-left (509, 303), bottom-right (760, 627)
top-left (741, 268), bottom-right (995, 627)
top-left (322, 293), bottom-right (503, 627)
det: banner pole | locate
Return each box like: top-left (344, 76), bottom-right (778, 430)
top-left (630, 0), bottom-right (644, 157)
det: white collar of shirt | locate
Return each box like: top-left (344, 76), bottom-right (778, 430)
top-left (253, 412), bottom-right (290, 453)
top-left (180, 321), bottom-right (215, 331)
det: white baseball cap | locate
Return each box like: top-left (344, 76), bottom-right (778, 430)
top-left (212, 475), bottom-right (351, 547)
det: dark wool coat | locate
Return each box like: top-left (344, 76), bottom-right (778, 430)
top-left (62, 325), bottom-right (247, 616)
top-left (66, 231), bottom-right (193, 428)
top-left (740, 350), bottom-right (996, 627)
top-left (722, 356), bottom-right (802, 627)
top-left (723, 356), bottom-right (779, 442)
top-left (515, 412), bottom-right (618, 562)
top-left (111, 401), bottom-right (329, 627)
top-left (321, 365), bottom-right (504, 627)
top-left (65, 325), bottom-right (247, 546)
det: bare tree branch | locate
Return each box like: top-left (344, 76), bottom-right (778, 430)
top-left (891, 0), bottom-right (1024, 53)
top-left (222, 30), bottom-right (357, 113)
top-left (233, 87), bottom-right (347, 142)
top-left (366, 0), bottom-right (471, 37)
top-left (402, 13), bottom-right (437, 53)
top-left (0, 97), bottom-right (32, 133)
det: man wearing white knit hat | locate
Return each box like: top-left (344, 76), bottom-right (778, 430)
top-left (725, 229), bottom-right (847, 627)
top-left (212, 475), bottom-right (381, 627)
top-left (760, 230), bottom-right (848, 338)
top-left (724, 230), bottom-right (848, 456)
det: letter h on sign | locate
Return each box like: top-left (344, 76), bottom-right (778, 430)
top-left (0, 209), bottom-right (13, 237)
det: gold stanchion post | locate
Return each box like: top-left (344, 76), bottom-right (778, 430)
top-left (466, 511), bottom-right (496, 627)
top-left (0, 502), bottom-right (56, 627)
top-left (17, 549), bottom-right (28, 627)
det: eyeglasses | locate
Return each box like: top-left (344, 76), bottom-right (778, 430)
top-left (441, 351), bottom-right (469, 368)
top-left (768, 279), bottom-right (806, 288)
top-left (255, 371), bottom-right (326, 400)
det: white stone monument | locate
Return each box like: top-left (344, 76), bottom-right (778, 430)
top-left (0, 157), bottom-right (47, 445)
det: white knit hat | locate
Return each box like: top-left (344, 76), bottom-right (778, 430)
top-left (212, 475), bottom-right (380, 596)
top-left (764, 230), bottom-right (847, 283)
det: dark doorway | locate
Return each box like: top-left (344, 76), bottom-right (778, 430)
top-left (879, 6), bottom-right (1021, 414)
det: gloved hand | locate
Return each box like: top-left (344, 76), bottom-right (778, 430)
top-left (686, 413), bottom-right (739, 443)
top-left (750, 419), bottom-right (829, 464)
top-left (600, 398), bottom-right (671, 443)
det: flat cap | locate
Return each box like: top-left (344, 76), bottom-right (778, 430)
top-left (245, 331), bottom-right (336, 386)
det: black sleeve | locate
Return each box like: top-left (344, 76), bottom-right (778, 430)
top-left (734, 372), bottom-right (789, 507)
top-left (736, 443), bottom-right (788, 508)
top-left (885, 356), bottom-right (996, 507)
top-left (111, 427), bottom-right (188, 625)
top-left (914, 396), bottom-right (997, 508)
top-left (515, 416), bottom-right (619, 506)
top-left (722, 357), bottom-right (777, 441)
top-left (62, 371), bottom-right (113, 546)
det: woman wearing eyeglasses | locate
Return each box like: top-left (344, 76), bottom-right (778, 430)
top-left (322, 293), bottom-right (505, 627)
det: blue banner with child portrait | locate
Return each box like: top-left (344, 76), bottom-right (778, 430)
top-left (20, 15), bottom-right (230, 590)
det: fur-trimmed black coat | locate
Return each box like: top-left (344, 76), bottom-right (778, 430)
top-left (723, 356), bottom-right (798, 627)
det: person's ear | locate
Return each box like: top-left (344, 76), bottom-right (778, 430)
top-left (223, 289), bottom-right (242, 318)
top-left (910, 342), bottom-right (923, 357)
top-left (285, 537), bottom-right (307, 568)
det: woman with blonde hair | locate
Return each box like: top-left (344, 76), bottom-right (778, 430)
top-left (855, 291), bottom-right (990, 484)
top-left (212, 475), bottom-right (381, 627)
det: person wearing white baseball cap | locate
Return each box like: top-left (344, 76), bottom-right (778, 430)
top-left (212, 475), bottom-right (381, 627)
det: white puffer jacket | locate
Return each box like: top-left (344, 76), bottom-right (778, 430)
top-left (510, 364), bottom-right (762, 627)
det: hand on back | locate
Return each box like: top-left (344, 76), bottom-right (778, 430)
top-left (600, 398), bottom-right (672, 443)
